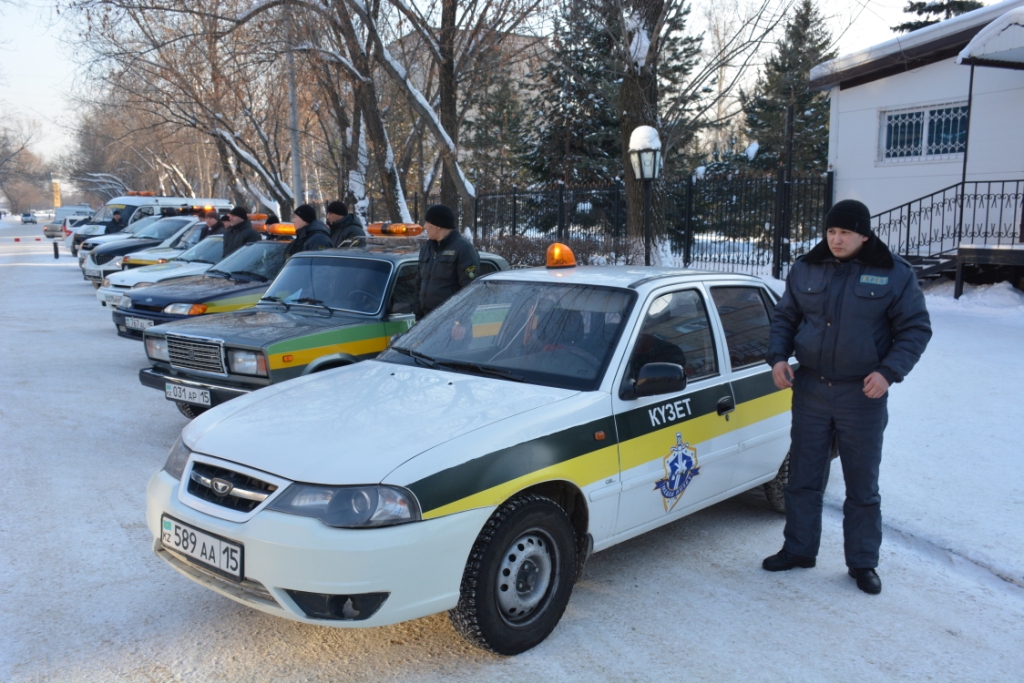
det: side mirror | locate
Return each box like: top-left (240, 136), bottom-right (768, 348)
top-left (632, 362), bottom-right (686, 398)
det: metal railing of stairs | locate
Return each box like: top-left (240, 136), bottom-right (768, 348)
top-left (872, 180), bottom-right (1024, 277)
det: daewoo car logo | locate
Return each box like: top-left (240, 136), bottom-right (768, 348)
top-left (211, 478), bottom-right (233, 496)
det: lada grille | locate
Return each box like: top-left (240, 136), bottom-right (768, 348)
top-left (167, 336), bottom-right (226, 374)
top-left (187, 461), bottom-right (278, 513)
top-left (93, 253), bottom-right (116, 266)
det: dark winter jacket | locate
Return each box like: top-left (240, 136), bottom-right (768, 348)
top-left (285, 219), bottom-right (332, 258)
top-left (329, 214), bottom-right (366, 248)
top-left (766, 236), bottom-right (932, 384)
top-left (222, 219), bottom-right (262, 258)
top-left (108, 217), bottom-right (127, 234)
top-left (200, 221), bottom-right (226, 241)
top-left (415, 230), bottom-right (480, 320)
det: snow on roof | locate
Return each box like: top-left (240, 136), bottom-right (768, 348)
top-left (958, 7), bottom-right (1024, 65)
top-left (810, 0), bottom-right (1024, 88)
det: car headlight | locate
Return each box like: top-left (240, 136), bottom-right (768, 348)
top-left (267, 484), bottom-right (421, 528)
top-left (145, 336), bottom-right (169, 361)
top-left (111, 257), bottom-right (123, 268)
top-left (227, 349), bottom-right (268, 376)
top-left (164, 303), bottom-right (208, 315)
top-left (132, 282), bottom-right (155, 289)
top-left (101, 277), bottom-right (111, 287)
top-left (162, 437), bottom-right (191, 480)
top-left (119, 297), bottom-right (132, 309)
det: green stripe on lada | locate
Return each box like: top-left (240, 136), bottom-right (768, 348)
top-left (268, 319), bottom-right (410, 355)
top-left (408, 369), bottom-right (788, 516)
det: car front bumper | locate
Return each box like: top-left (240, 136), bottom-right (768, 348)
top-left (139, 367), bottom-right (259, 406)
top-left (146, 469), bottom-right (490, 627)
top-left (96, 285), bottom-right (131, 307)
top-left (111, 308), bottom-right (184, 339)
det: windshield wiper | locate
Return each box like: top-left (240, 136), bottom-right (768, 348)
top-left (434, 360), bottom-right (525, 382)
top-left (390, 346), bottom-right (439, 369)
top-left (259, 295), bottom-right (291, 310)
top-left (229, 270), bottom-right (268, 282)
top-left (293, 297), bottom-right (333, 314)
top-left (188, 258), bottom-right (214, 264)
top-left (206, 268), bottom-right (230, 279)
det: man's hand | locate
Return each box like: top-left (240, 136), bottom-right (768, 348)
top-left (772, 361), bottom-right (795, 389)
top-left (863, 371), bottom-right (890, 398)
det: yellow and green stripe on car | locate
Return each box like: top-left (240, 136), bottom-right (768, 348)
top-left (266, 319), bottom-right (414, 381)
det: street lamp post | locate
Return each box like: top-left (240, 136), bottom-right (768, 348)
top-left (628, 126), bottom-right (662, 266)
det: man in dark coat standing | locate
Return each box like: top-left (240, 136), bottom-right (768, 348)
top-left (326, 201), bottom-right (366, 248)
top-left (762, 199), bottom-right (932, 595)
top-left (199, 211), bottom-right (226, 240)
top-left (414, 204), bottom-right (479, 320)
top-left (285, 204), bottom-right (332, 258)
top-left (222, 206), bottom-right (261, 258)
top-left (108, 211), bottom-right (127, 233)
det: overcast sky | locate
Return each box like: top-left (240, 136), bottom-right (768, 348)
top-left (0, 0), bottom-right (966, 162)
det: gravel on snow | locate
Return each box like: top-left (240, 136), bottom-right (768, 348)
top-left (1, 225), bottom-right (1023, 682)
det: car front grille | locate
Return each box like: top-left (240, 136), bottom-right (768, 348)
top-left (167, 335), bottom-right (225, 374)
top-left (187, 461), bottom-right (278, 513)
top-left (93, 253), bottom-right (116, 266)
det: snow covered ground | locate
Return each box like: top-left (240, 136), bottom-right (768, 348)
top-left (2, 217), bottom-right (1024, 681)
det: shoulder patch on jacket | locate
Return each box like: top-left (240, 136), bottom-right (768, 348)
top-left (860, 275), bottom-right (889, 285)
top-left (465, 265), bottom-right (477, 279)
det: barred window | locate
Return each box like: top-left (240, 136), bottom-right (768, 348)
top-left (881, 103), bottom-right (968, 161)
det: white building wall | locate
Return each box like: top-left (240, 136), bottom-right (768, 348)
top-left (829, 57), bottom-right (1024, 215)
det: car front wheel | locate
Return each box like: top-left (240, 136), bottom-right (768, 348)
top-left (763, 437), bottom-right (840, 513)
top-left (449, 493), bottom-right (576, 655)
top-left (175, 402), bottom-right (209, 420)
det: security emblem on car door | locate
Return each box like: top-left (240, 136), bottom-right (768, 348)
top-left (654, 433), bottom-right (699, 512)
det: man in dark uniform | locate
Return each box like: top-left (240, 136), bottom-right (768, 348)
top-left (285, 204), bottom-right (332, 257)
top-left (222, 206), bottom-right (261, 258)
top-left (108, 211), bottom-right (127, 233)
top-left (199, 211), bottom-right (226, 240)
top-left (414, 204), bottom-right (480, 320)
top-left (762, 199), bottom-right (932, 594)
top-left (326, 200), bottom-right (366, 248)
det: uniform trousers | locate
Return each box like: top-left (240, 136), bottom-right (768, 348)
top-left (783, 369), bottom-right (888, 569)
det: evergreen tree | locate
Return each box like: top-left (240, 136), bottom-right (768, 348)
top-left (892, 0), bottom-right (983, 34)
top-left (741, 0), bottom-right (835, 175)
top-left (463, 77), bottom-right (533, 193)
top-left (526, 0), bottom-right (621, 185)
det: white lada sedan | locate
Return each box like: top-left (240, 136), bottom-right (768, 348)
top-left (147, 245), bottom-right (794, 655)
top-left (95, 236), bottom-right (224, 307)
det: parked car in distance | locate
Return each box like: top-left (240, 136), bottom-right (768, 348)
top-left (21, 213), bottom-right (37, 224)
top-left (96, 236), bottom-right (225, 308)
top-left (146, 243), bottom-right (796, 655)
top-left (113, 237), bottom-right (291, 339)
top-left (80, 217), bottom-right (202, 286)
top-left (140, 244), bottom-right (509, 418)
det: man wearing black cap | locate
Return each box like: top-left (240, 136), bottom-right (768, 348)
top-left (415, 204), bottom-right (480, 320)
top-left (326, 200), bottom-right (366, 248)
top-left (108, 211), bottom-right (126, 233)
top-left (199, 211), bottom-right (226, 240)
top-left (762, 199), bottom-right (932, 594)
top-left (285, 203), bottom-right (332, 257)
top-left (223, 206), bottom-right (261, 258)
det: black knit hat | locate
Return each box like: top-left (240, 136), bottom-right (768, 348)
top-left (229, 206), bottom-right (249, 220)
top-left (294, 204), bottom-right (317, 224)
top-left (825, 199), bottom-right (872, 236)
top-left (424, 204), bottom-right (456, 231)
top-left (326, 200), bottom-right (348, 216)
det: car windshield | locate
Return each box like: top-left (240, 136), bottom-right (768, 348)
top-left (91, 204), bottom-right (135, 222)
top-left (135, 217), bottom-right (192, 241)
top-left (125, 215), bottom-right (161, 235)
top-left (208, 241), bottom-right (287, 282)
top-left (171, 222), bottom-right (204, 249)
top-left (173, 236), bottom-right (223, 264)
top-left (382, 280), bottom-right (636, 391)
top-left (263, 256), bottom-right (392, 314)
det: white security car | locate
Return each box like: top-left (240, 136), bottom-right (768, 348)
top-left (80, 217), bottom-right (201, 285)
top-left (96, 236), bottom-right (224, 307)
top-left (147, 245), bottom-right (794, 655)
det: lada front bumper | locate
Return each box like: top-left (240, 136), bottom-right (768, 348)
top-left (139, 367), bottom-right (261, 406)
top-left (146, 469), bottom-right (490, 627)
top-left (112, 308), bottom-right (185, 339)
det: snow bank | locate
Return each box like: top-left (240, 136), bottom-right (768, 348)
top-left (923, 278), bottom-right (1024, 314)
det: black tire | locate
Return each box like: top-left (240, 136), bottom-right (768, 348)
top-left (71, 246), bottom-right (78, 257)
top-left (449, 494), bottom-right (577, 656)
top-left (175, 401), bottom-right (208, 419)
top-left (763, 437), bottom-right (840, 514)
top-left (92, 281), bottom-right (101, 289)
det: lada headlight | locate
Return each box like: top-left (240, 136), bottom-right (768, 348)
top-left (164, 303), bottom-right (208, 315)
top-left (146, 336), bottom-right (169, 361)
top-left (267, 485), bottom-right (421, 528)
top-left (119, 297), bottom-right (132, 309)
top-left (227, 349), bottom-right (268, 376)
top-left (162, 438), bottom-right (191, 480)
top-left (102, 277), bottom-right (111, 287)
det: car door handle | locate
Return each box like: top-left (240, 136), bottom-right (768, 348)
top-left (717, 396), bottom-right (735, 416)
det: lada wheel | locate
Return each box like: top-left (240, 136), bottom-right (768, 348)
top-left (449, 494), bottom-right (576, 655)
top-left (175, 402), bottom-right (208, 420)
top-left (763, 437), bottom-right (841, 514)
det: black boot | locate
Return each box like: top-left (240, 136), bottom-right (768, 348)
top-left (762, 549), bottom-right (816, 572)
top-left (848, 568), bottom-right (882, 594)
